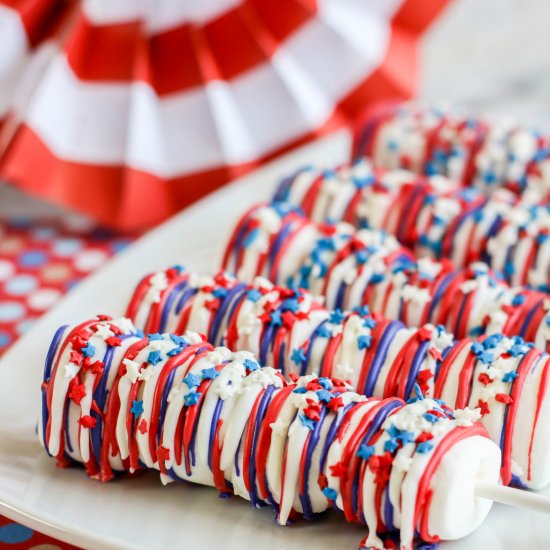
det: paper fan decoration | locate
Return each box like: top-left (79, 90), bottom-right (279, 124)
top-left (0, 0), bottom-right (449, 230)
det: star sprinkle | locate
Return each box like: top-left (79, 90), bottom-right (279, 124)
top-left (138, 365), bottom-right (155, 382)
top-left (137, 419), bottom-right (148, 434)
top-left (131, 400), bottom-right (144, 418)
top-left (299, 413), bottom-right (316, 430)
top-left (416, 441), bottom-right (434, 454)
top-left (304, 398), bottom-right (322, 421)
top-left (157, 446), bottom-right (170, 461)
top-left (184, 391), bottom-right (201, 406)
top-left (147, 350), bottom-right (162, 365)
top-left (243, 358), bottom-right (259, 372)
top-left (290, 348), bottom-right (307, 366)
top-left (81, 342), bottom-right (96, 358)
top-left (68, 383), bottom-right (86, 404)
top-left (502, 371), bottom-right (518, 383)
top-left (329, 309), bottom-right (345, 324)
top-left (78, 415), bottom-right (96, 428)
top-left (123, 358), bottom-right (141, 383)
top-left (326, 395), bottom-right (344, 411)
top-left (201, 367), bottom-right (220, 380)
top-left (357, 334), bottom-right (372, 350)
top-left (316, 389), bottom-right (332, 403)
top-left (323, 487), bottom-right (338, 500)
top-left (247, 288), bottom-right (262, 302)
top-left (183, 373), bottom-right (201, 388)
top-left (357, 444), bottom-right (375, 460)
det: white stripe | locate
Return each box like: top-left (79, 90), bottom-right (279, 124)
top-left (0, 5), bottom-right (29, 116)
top-left (26, 56), bottom-right (131, 164)
top-left (23, 2), bottom-right (402, 174)
top-left (83, 0), bottom-right (241, 33)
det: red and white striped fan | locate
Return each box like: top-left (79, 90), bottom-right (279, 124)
top-left (0, 0), bottom-right (449, 229)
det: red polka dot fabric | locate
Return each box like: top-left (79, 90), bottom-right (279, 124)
top-left (0, 215), bottom-right (137, 548)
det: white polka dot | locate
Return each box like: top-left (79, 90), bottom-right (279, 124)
top-left (5, 274), bottom-right (38, 296)
top-left (0, 302), bottom-right (25, 321)
top-left (53, 238), bottom-right (83, 257)
top-left (28, 289), bottom-right (62, 310)
top-left (0, 260), bottom-right (14, 281)
top-left (74, 249), bottom-right (108, 272)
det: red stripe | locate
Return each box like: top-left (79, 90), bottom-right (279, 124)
top-left (61, 0), bottom-right (317, 93)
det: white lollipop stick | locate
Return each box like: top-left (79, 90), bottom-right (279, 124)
top-left (476, 481), bottom-right (550, 515)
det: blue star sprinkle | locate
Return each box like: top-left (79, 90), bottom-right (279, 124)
top-left (317, 389), bottom-right (332, 403)
top-left (329, 309), bottom-right (345, 324)
top-left (130, 400), bottom-right (144, 418)
top-left (416, 441), bottom-right (434, 454)
top-left (317, 377), bottom-right (333, 390)
top-left (356, 444), bottom-right (375, 460)
top-left (323, 487), bottom-right (338, 500)
top-left (202, 368), bottom-right (220, 380)
top-left (184, 391), bottom-right (202, 406)
top-left (357, 334), bottom-right (372, 350)
top-left (291, 348), bottom-right (307, 366)
top-left (423, 413), bottom-right (439, 423)
top-left (147, 350), bottom-right (162, 365)
top-left (183, 373), bottom-right (201, 388)
top-left (246, 288), bottom-right (262, 302)
top-left (82, 342), bottom-right (95, 358)
top-left (502, 371), bottom-right (518, 383)
top-left (270, 310), bottom-right (282, 327)
top-left (170, 335), bottom-right (188, 347)
top-left (299, 414), bottom-right (316, 430)
top-left (244, 358), bottom-right (260, 371)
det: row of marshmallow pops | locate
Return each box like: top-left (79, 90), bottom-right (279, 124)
top-left (353, 102), bottom-right (550, 202)
top-left (127, 267), bottom-right (550, 490)
top-left (38, 314), bottom-right (513, 550)
top-left (274, 158), bottom-right (550, 290)
top-left (223, 202), bottom-right (550, 353)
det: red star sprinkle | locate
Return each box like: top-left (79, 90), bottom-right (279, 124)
top-left (138, 419), bottom-right (148, 434)
top-left (109, 324), bottom-right (123, 335)
top-left (78, 415), bottom-right (96, 428)
top-left (105, 336), bottom-right (122, 347)
top-left (281, 311), bottom-right (297, 328)
top-left (418, 326), bottom-right (433, 341)
top-left (369, 452), bottom-right (393, 485)
top-left (97, 314), bottom-right (112, 321)
top-left (477, 399), bottom-right (490, 416)
top-left (304, 398), bottom-right (322, 421)
top-left (68, 383), bottom-right (87, 404)
top-left (305, 380), bottom-right (323, 392)
top-left (326, 396), bottom-right (344, 411)
top-left (428, 347), bottom-right (443, 361)
top-left (478, 373), bottom-right (493, 385)
top-left (204, 299), bottom-right (219, 312)
top-left (157, 446), bottom-right (170, 461)
top-left (495, 393), bottom-right (514, 405)
top-left (329, 461), bottom-right (347, 478)
top-left (288, 373), bottom-right (300, 382)
top-left (416, 432), bottom-right (434, 443)
top-left (318, 473), bottom-right (328, 489)
top-left (69, 351), bottom-right (83, 366)
top-left (294, 311), bottom-right (310, 321)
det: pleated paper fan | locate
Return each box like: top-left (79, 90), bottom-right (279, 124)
top-left (0, 0), bottom-right (449, 230)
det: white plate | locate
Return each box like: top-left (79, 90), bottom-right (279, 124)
top-left (0, 132), bottom-right (547, 550)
